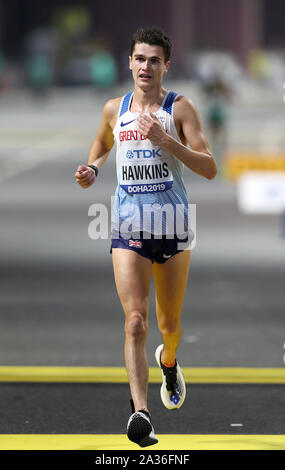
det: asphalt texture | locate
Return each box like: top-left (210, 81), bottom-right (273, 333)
top-left (0, 263), bottom-right (284, 368)
top-left (0, 383), bottom-right (284, 435)
top-left (0, 85), bottom-right (285, 439)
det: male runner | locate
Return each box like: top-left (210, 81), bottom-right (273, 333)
top-left (75, 27), bottom-right (217, 447)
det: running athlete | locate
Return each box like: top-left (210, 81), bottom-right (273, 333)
top-left (75, 27), bottom-right (217, 447)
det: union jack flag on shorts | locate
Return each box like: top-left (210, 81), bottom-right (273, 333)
top-left (129, 240), bottom-right (142, 248)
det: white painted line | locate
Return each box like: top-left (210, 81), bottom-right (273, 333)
top-left (230, 424), bottom-right (243, 427)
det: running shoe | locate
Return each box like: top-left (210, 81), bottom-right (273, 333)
top-left (155, 344), bottom-right (186, 410)
top-left (127, 399), bottom-right (158, 447)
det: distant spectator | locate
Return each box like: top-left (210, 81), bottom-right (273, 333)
top-left (90, 50), bottom-right (118, 89)
top-left (26, 53), bottom-right (53, 94)
top-left (248, 49), bottom-right (270, 81)
top-left (0, 51), bottom-right (6, 90)
top-left (202, 75), bottom-right (232, 176)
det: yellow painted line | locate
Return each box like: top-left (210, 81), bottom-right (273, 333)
top-left (0, 366), bottom-right (284, 383)
top-left (0, 434), bottom-right (284, 450)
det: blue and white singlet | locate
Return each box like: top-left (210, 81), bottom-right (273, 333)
top-left (111, 90), bottom-right (193, 239)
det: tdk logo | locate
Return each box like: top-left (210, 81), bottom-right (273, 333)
top-left (126, 151), bottom-right (134, 159)
top-left (126, 148), bottom-right (162, 159)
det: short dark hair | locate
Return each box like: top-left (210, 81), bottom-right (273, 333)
top-left (130, 27), bottom-right (172, 63)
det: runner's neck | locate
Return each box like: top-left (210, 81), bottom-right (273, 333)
top-left (131, 87), bottom-right (167, 114)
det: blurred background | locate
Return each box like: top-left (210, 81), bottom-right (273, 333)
top-left (0, 0), bottom-right (284, 368)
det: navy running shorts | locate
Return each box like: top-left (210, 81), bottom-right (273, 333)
top-left (110, 232), bottom-right (190, 263)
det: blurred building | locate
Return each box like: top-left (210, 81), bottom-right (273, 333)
top-left (0, 0), bottom-right (284, 85)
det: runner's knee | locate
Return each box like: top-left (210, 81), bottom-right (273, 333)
top-left (125, 311), bottom-right (148, 340)
top-left (158, 319), bottom-right (181, 337)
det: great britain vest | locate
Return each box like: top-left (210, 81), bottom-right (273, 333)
top-left (111, 90), bottom-right (192, 238)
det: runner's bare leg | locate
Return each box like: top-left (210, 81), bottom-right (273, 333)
top-left (153, 249), bottom-right (191, 365)
top-left (112, 248), bottom-right (153, 412)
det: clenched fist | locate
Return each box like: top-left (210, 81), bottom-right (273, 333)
top-left (137, 112), bottom-right (168, 146)
top-left (75, 165), bottom-right (96, 189)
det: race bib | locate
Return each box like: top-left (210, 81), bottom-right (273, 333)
top-left (119, 147), bottom-right (173, 194)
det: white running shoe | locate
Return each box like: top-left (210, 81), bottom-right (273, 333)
top-left (155, 344), bottom-right (186, 410)
top-left (127, 400), bottom-right (158, 447)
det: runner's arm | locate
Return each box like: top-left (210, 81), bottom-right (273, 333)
top-left (75, 100), bottom-right (116, 188)
top-left (164, 97), bottom-right (217, 179)
top-left (137, 98), bottom-right (217, 179)
top-left (87, 100), bottom-right (115, 167)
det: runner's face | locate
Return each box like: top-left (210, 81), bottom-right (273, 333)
top-left (129, 43), bottom-right (170, 89)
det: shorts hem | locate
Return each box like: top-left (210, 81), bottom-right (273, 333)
top-left (110, 244), bottom-right (153, 262)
